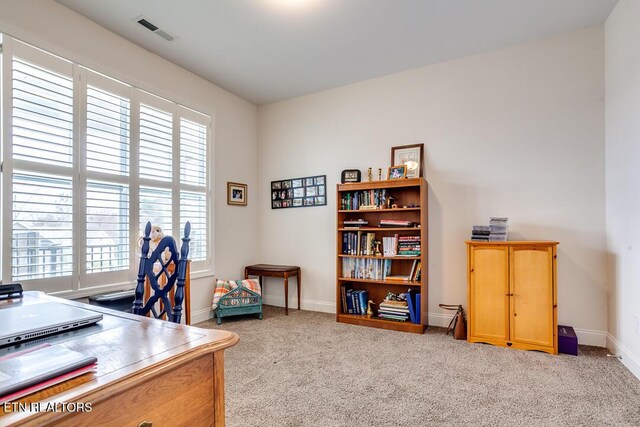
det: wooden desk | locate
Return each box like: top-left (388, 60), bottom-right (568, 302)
top-left (244, 264), bottom-right (301, 315)
top-left (0, 292), bottom-right (238, 426)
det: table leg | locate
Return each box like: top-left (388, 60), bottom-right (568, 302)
top-left (284, 274), bottom-right (289, 315)
top-left (297, 269), bottom-right (301, 311)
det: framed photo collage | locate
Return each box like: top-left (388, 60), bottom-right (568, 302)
top-left (271, 175), bottom-right (327, 209)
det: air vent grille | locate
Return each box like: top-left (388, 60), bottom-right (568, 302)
top-left (135, 16), bottom-right (177, 43)
top-left (137, 18), bottom-right (158, 32)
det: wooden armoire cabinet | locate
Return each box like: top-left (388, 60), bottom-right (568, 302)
top-left (466, 241), bottom-right (559, 355)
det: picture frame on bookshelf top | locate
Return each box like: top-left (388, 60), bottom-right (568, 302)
top-left (391, 143), bottom-right (424, 179)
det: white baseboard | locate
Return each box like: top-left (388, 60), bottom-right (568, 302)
top-left (574, 327), bottom-right (607, 347)
top-left (428, 312), bottom-right (455, 328)
top-left (190, 307), bottom-right (214, 324)
top-left (261, 295), bottom-right (335, 314)
top-left (606, 334), bottom-right (640, 380)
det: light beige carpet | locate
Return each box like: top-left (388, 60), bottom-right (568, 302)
top-left (196, 306), bottom-right (640, 426)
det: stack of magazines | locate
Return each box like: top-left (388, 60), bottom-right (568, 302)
top-left (470, 225), bottom-right (490, 242)
top-left (489, 217), bottom-right (508, 241)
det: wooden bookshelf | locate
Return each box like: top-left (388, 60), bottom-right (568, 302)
top-left (336, 178), bottom-right (428, 333)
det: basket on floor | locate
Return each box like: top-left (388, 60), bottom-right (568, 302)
top-left (213, 279), bottom-right (262, 324)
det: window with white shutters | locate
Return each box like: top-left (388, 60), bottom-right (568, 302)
top-left (1, 37), bottom-right (212, 294)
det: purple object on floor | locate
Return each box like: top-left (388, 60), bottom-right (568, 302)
top-left (558, 325), bottom-right (578, 356)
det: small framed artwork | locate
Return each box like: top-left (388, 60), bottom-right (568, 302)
top-left (391, 143), bottom-right (424, 179)
top-left (388, 165), bottom-right (407, 180)
top-left (228, 182), bottom-right (247, 206)
top-left (271, 175), bottom-right (327, 209)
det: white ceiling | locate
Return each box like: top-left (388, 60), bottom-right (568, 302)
top-left (56, 0), bottom-right (617, 105)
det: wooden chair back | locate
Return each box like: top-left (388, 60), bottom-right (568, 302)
top-left (133, 221), bottom-right (191, 324)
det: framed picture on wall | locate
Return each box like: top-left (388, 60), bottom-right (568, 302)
top-left (227, 182), bottom-right (247, 206)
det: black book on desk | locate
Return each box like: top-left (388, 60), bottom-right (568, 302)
top-left (0, 344), bottom-right (97, 402)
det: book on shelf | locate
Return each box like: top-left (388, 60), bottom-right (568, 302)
top-left (0, 344), bottom-right (97, 403)
top-left (343, 219), bottom-right (368, 229)
top-left (379, 219), bottom-right (416, 228)
top-left (385, 275), bottom-right (411, 282)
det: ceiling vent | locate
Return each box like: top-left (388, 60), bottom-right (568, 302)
top-left (135, 16), bottom-right (177, 42)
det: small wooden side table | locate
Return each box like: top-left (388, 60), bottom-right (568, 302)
top-left (244, 264), bottom-right (301, 315)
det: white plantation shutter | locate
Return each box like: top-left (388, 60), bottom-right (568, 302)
top-left (180, 118), bottom-right (207, 186)
top-left (12, 173), bottom-right (74, 280)
top-left (179, 116), bottom-right (208, 262)
top-left (140, 186), bottom-right (173, 235)
top-left (180, 191), bottom-right (206, 260)
top-left (12, 59), bottom-right (74, 167)
top-left (83, 77), bottom-right (131, 282)
top-left (6, 43), bottom-right (75, 290)
top-left (86, 86), bottom-right (130, 175)
top-left (140, 104), bottom-right (172, 182)
top-left (86, 181), bottom-right (130, 274)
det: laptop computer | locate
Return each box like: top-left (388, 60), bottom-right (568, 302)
top-left (0, 302), bottom-right (103, 347)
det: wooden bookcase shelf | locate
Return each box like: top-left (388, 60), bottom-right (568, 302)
top-left (336, 178), bottom-right (428, 334)
top-left (338, 254), bottom-right (421, 260)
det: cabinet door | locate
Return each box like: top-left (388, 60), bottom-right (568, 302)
top-left (468, 245), bottom-right (509, 342)
top-left (510, 246), bottom-right (554, 348)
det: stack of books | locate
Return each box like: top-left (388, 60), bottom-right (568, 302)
top-left (379, 219), bottom-right (415, 228)
top-left (397, 236), bottom-right (420, 256)
top-left (0, 344), bottom-right (97, 403)
top-left (470, 225), bottom-right (490, 242)
top-left (343, 219), bottom-right (368, 229)
top-left (490, 217), bottom-right (509, 241)
top-left (378, 299), bottom-right (410, 322)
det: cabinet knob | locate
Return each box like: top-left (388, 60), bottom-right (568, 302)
top-left (138, 422), bottom-right (153, 427)
top-left (513, 313), bottom-right (517, 317)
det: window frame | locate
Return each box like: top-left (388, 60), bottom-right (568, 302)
top-left (0, 36), bottom-right (213, 296)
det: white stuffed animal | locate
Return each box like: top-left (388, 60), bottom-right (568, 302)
top-left (138, 225), bottom-right (165, 256)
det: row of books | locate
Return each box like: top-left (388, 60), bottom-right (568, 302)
top-left (342, 258), bottom-right (392, 280)
top-left (340, 189), bottom-right (389, 210)
top-left (342, 231), bottom-right (377, 255)
top-left (470, 217), bottom-right (509, 242)
top-left (382, 235), bottom-right (421, 256)
top-left (340, 286), bottom-right (370, 315)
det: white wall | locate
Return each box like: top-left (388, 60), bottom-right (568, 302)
top-left (0, 0), bottom-right (259, 323)
top-left (604, 0), bottom-right (640, 378)
top-left (258, 26), bottom-right (608, 345)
